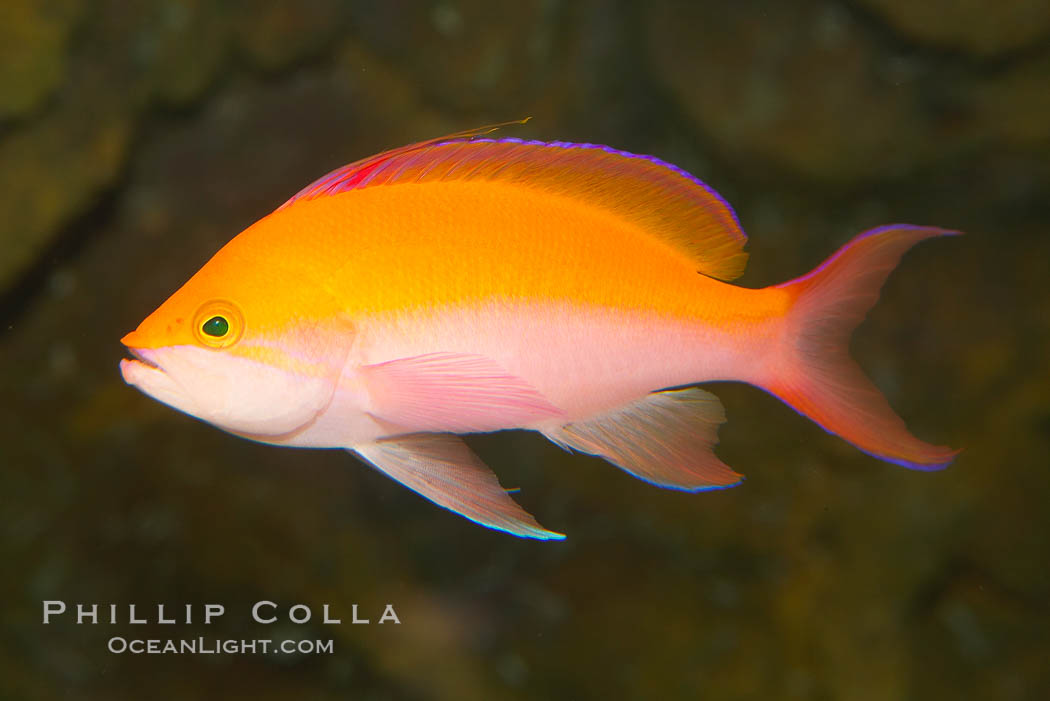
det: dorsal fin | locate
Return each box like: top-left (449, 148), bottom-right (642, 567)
top-left (279, 120), bottom-right (530, 209)
top-left (281, 124), bottom-right (749, 281)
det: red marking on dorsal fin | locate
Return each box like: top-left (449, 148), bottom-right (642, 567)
top-left (278, 119), bottom-right (531, 210)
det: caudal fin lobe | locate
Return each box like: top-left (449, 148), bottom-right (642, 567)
top-left (765, 225), bottom-right (959, 470)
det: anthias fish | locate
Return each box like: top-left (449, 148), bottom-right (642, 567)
top-left (121, 124), bottom-right (957, 539)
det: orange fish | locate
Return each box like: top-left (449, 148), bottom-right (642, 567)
top-left (120, 123), bottom-right (957, 539)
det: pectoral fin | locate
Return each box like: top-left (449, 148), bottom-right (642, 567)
top-left (351, 434), bottom-right (565, 540)
top-left (544, 387), bottom-right (743, 491)
top-left (362, 352), bottom-right (564, 433)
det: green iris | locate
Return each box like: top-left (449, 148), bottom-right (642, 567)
top-left (202, 315), bottom-right (229, 338)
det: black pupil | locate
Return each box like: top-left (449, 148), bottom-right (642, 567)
top-left (202, 316), bottom-right (229, 337)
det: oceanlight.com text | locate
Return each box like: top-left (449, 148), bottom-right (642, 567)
top-left (107, 636), bottom-right (334, 655)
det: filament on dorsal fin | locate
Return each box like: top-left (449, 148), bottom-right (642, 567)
top-left (280, 118), bottom-right (532, 209)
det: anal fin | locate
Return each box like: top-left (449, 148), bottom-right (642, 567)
top-left (544, 387), bottom-right (742, 491)
top-left (352, 434), bottom-right (565, 540)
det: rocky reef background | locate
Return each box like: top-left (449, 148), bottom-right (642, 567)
top-left (2, 1), bottom-right (1048, 699)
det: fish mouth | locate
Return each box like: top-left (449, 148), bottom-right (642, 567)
top-left (125, 346), bottom-right (162, 371)
top-left (119, 344), bottom-right (191, 412)
top-left (119, 346), bottom-right (170, 389)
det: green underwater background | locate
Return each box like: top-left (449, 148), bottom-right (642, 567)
top-left (2, 1), bottom-right (1048, 699)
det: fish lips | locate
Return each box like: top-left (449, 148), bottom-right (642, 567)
top-left (124, 346), bottom-right (160, 370)
top-left (119, 346), bottom-right (190, 413)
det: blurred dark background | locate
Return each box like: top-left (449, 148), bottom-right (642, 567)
top-left (2, 1), bottom-right (1048, 699)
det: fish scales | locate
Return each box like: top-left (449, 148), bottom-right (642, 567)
top-left (120, 125), bottom-right (957, 539)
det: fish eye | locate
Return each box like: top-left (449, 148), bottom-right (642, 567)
top-left (201, 315), bottom-right (229, 337)
top-left (192, 301), bottom-right (244, 348)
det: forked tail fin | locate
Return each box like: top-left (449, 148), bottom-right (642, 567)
top-left (763, 225), bottom-right (959, 470)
